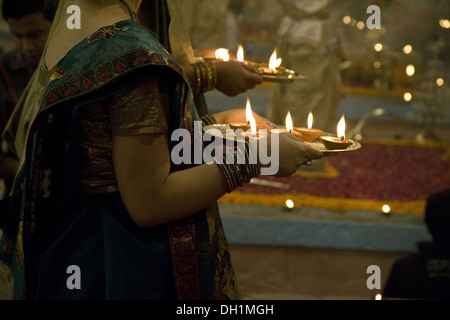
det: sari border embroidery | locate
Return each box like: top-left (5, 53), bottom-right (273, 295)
top-left (168, 219), bottom-right (201, 300)
top-left (41, 48), bottom-right (183, 112)
top-left (87, 25), bottom-right (129, 44)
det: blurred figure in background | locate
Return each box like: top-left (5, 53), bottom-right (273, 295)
top-left (383, 189), bottom-right (450, 300)
top-left (224, 0), bottom-right (244, 52)
top-left (0, 0), bottom-right (58, 198)
top-left (178, 0), bottom-right (229, 51)
top-left (267, 0), bottom-right (342, 132)
top-left (0, 0), bottom-right (58, 299)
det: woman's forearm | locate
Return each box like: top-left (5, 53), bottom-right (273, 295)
top-left (113, 134), bottom-right (228, 228)
top-left (153, 163), bottom-right (228, 224)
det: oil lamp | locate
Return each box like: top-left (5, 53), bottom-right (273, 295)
top-left (320, 115), bottom-right (352, 150)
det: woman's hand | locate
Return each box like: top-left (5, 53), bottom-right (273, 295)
top-left (259, 133), bottom-right (324, 177)
top-left (214, 60), bottom-right (264, 96)
top-left (213, 109), bottom-right (275, 129)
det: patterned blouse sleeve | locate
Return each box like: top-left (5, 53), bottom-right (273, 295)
top-left (107, 77), bottom-right (170, 136)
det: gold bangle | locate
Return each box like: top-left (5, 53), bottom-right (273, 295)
top-left (198, 62), bottom-right (208, 92)
top-left (206, 60), bottom-right (217, 91)
top-left (201, 113), bottom-right (218, 126)
top-left (195, 57), bottom-right (205, 64)
top-left (192, 63), bottom-right (202, 95)
top-left (210, 60), bottom-right (217, 89)
top-left (204, 61), bottom-right (213, 91)
top-left (217, 140), bottom-right (261, 193)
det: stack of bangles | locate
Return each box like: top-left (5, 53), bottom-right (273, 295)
top-left (201, 113), bottom-right (261, 193)
top-left (219, 143), bottom-right (261, 193)
top-left (192, 57), bottom-right (217, 95)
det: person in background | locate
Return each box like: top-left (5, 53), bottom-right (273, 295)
top-left (267, 0), bottom-right (342, 132)
top-left (139, 0), bottom-right (265, 118)
top-left (383, 189), bottom-right (450, 300)
top-left (0, 0), bottom-right (59, 198)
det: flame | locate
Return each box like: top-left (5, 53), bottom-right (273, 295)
top-left (269, 49), bottom-right (282, 72)
top-left (237, 45), bottom-right (244, 62)
top-left (337, 115), bottom-right (346, 139)
top-left (307, 112), bottom-right (313, 130)
top-left (244, 98), bottom-right (257, 136)
top-left (215, 48), bottom-right (230, 61)
top-left (245, 98), bottom-right (252, 124)
top-left (285, 112), bottom-right (293, 132)
top-left (249, 114), bottom-right (257, 137)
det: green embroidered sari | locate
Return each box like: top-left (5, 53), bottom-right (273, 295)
top-left (0, 20), bottom-right (240, 300)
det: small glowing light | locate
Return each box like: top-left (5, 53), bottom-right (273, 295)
top-left (356, 21), bottom-right (365, 30)
top-left (406, 64), bottom-right (415, 77)
top-left (249, 114), bottom-right (257, 137)
top-left (343, 16), bottom-right (351, 24)
top-left (307, 112), bottom-right (313, 130)
top-left (285, 111), bottom-right (293, 132)
top-left (375, 294), bottom-right (382, 300)
top-left (373, 61), bottom-right (381, 69)
top-left (337, 115), bottom-right (346, 140)
top-left (440, 19), bottom-right (450, 29)
top-left (269, 49), bottom-right (282, 72)
top-left (382, 205), bottom-right (391, 214)
top-left (285, 199), bottom-right (295, 209)
top-left (245, 98), bottom-right (252, 123)
top-left (403, 44), bottom-right (413, 55)
top-left (215, 48), bottom-right (230, 61)
top-left (245, 98), bottom-right (257, 137)
top-left (237, 44), bottom-right (244, 62)
top-left (436, 77), bottom-right (444, 87)
top-left (403, 92), bottom-right (412, 102)
top-left (374, 43), bottom-right (383, 52)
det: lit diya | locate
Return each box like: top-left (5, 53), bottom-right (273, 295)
top-left (320, 115), bottom-right (353, 150)
top-left (269, 112), bottom-right (302, 138)
top-left (217, 46), bottom-right (303, 82)
top-left (291, 112), bottom-right (323, 142)
top-left (236, 44), bottom-right (263, 68)
top-left (240, 113), bottom-right (260, 139)
top-left (258, 49), bottom-right (304, 82)
top-left (229, 97), bottom-right (252, 131)
top-left (232, 98), bottom-right (266, 140)
top-left (215, 46), bottom-right (247, 63)
top-left (257, 49), bottom-right (282, 74)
